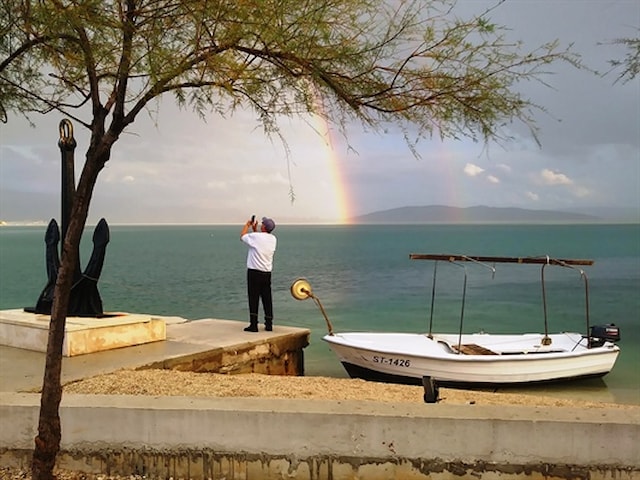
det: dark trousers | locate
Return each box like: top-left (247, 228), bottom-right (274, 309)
top-left (247, 269), bottom-right (273, 326)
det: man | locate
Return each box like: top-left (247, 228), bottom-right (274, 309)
top-left (240, 216), bottom-right (277, 332)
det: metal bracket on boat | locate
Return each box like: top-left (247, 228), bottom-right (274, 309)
top-left (412, 253), bottom-right (597, 352)
top-left (290, 278), bottom-right (335, 335)
top-left (435, 257), bottom-right (496, 353)
top-left (541, 257), bottom-right (592, 348)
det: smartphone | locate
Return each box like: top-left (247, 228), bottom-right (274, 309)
top-left (250, 215), bottom-right (255, 224)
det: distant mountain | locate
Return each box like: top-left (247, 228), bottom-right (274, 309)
top-left (564, 206), bottom-right (639, 223)
top-left (349, 205), bottom-right (602, 224)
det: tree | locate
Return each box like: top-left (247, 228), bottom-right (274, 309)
top-left (1, 0), bottom-right (579, 478)
top-left (607, 34), bottom-right (640, 83)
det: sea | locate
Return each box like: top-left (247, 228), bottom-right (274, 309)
top-left (1, 223), bottom-right (638, 405)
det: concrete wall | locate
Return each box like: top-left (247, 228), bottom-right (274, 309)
top-left (1, 392), bottom-right (638, 479)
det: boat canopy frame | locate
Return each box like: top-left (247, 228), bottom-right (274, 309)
top-left (408, 254), bottom-right (595, 351)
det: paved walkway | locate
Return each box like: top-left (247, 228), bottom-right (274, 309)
top-left (0, 316), bottom-right (310, 393)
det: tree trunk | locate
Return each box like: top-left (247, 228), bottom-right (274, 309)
top-left (31, 144), bottom-right (106, 480)
top-left (30, 260), bottom-right (73, 479)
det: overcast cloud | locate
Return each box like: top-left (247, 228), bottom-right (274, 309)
top-left (1, 0), bottom-right (638, 224)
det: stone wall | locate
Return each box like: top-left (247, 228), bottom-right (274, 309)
top-left (142, 331), bottom-right (308, 375)
top-left (1, 392), bottom-right (638, 479)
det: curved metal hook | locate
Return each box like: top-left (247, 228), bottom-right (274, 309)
top-left (58, 119), bottom-right (76, 149)
top-left (460, 255), bottom-right (496, 279)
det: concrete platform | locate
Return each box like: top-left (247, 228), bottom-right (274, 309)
top-left (1, 313), bottom-right (638, 479)
top-left (0, 315), bottom-right (310, 393)
top-left (0, 309), bottom-right (166, 356)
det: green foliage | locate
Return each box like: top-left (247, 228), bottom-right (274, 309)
top-left (1, 0), bottom-right (579, 145)
top-left (607, 34), bottom-right (640, 84)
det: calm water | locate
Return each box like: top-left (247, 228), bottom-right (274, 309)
top-left (1, 223), bottom-right (638, 404)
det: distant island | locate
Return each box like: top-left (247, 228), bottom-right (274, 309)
top-left (348, 205), bottom-right (627, 224)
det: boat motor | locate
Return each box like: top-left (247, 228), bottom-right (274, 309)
top-left (588, 323), bottom-right (620, 348)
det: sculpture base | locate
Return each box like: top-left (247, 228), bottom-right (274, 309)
top-left (0, 309), bottom-right (166, 357)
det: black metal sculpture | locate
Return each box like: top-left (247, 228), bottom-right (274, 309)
top-left (25, 119), bottom-right (110, 317)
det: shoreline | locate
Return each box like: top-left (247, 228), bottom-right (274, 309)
top-left (62, 369), bottom-right (640, 410)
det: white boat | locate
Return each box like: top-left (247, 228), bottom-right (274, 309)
top-left (291, 254), bottom-right (621, 389)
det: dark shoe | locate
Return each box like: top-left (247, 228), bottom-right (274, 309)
top-left (244, 325), bottom-right (258, 332)
top-left (265, 324), bottom-right (273, 332)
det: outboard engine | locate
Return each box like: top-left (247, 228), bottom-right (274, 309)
top-left (589, 323), bottom-right (621, 348)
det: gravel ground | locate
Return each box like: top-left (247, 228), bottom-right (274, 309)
top-left (3, 369), bottom-right (635, 480)
top-left (62, 368), bottom-right (637, 408)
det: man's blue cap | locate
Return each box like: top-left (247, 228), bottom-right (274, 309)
top-left (262, 217), bottom-right (276, 233)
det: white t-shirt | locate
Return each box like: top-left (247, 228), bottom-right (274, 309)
top-left (241, 232), bottom-right (277, 272)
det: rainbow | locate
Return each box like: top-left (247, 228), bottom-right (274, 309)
top-left (311, 113), bottom-right (353, 224)
top-left (438, 141), bottom-right (466, 221)
top-left (311, 96), bottom-right (472, 224)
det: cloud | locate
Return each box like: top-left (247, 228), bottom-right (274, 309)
top-left (464, 163), bottom-right (485, 177)
top-left (242, 172), bottom-right (289, 186)
top-left (526, 191), bottom-right (540, 201)
top-left (533, 168), bottom-right (592, 200)
top-left (206, 180), bottom-right (229, 190)
top-left (539, 169), bottom-right (573, 186)
top-left (486, 175), bottom-right (500, 184)
top-left (570, 185), bottom-right (591, 198)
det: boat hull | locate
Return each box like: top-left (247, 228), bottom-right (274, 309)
top-left (323, 332), bottom-right (620, 386)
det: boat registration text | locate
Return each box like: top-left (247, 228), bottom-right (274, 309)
top-left (372, 355), bottom-right (411, 367)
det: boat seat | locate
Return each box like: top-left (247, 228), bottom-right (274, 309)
top-left (452, 344), bottom-right (498, 355)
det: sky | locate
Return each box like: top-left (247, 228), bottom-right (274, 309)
top-left (0, 0), bottom-right (638, 225)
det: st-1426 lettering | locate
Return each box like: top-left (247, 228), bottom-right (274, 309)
top-left (372, 355), bottom-right (411, 367)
